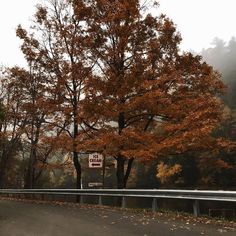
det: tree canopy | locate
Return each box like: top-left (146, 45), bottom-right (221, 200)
top-left (0, 0), bottom-right (232, 189)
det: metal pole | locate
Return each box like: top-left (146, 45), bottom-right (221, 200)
top-left (152, 198), bottom-right (158, 212)
top-left (98, 195), bottom-right (102, 205)
top-left (122, 196), bottom-right (126, 208)
top-left (193, 200), bottom-right (200, 217)
top-left (80, 195), bottom-right (84, 204)
top-left (102, 156), bottom-right (106, 189)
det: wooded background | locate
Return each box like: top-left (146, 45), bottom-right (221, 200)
top-left (0, 0), bottom-right (235, 190)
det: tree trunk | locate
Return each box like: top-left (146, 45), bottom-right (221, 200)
top-left (0, 140), bottom-right (19, 188)
top-left (124, 158), bottom-right (134, 188)
top-left (25, 145), bottom-right (36, 189)
top-left (25, 121), bottom-right (41, 189)
top-left (73, 151), bottom-right (81, 203)
top-left (73, 151), bottom-right (81, 189)
top-left (0, 151), bottom-right (8, 188)
top-left (116, 156), bottom-right (134, 207)
top-left (71, 76), bottom-right (82, 190)
top-left (116, 156), bottom-right (134, 189)
top-left (116, 155), bottom-right (125, 189)
top-left (72, 121), bottom-right (81, 190)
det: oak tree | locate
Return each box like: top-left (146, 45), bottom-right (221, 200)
top-left (78, 0), bottom-right (226, 188)
top-left (16, 0), bottom-right (92, 188)
top-left (0, 72), bottom-right (26, 188)
top-left (6, 65), bottom-right (56, 188)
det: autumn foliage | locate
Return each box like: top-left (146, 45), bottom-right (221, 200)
top-left (0, 0), bottom-right (234, 189)
top-left (77, 0), bottom-right (226, 188)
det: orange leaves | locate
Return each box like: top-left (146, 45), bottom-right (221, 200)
top-left (156, 162), bottom-right (182, 184)
top-left (216, 138), bottom-right (236, 152)
top-left (3, 0), bottom-right (231, 189)
top-left (78, 0), bottom-right (228, 165)
top-left (16, 25), bottom-right (27, 39)
top-left (78, 127), bottom-right (158, 159)
top-left (35, 6), bottom-right (48, 24)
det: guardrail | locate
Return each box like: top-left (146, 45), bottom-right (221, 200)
top-left (0, 189), bottom-right (236, 217)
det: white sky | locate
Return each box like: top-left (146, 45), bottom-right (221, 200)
top-left (159, 0), bottom-right (236, 52)
top-left (0, 0), bottom-right (235, 67)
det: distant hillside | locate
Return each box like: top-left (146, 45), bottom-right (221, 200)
top-left (201, 37), bottom-right (236, 108)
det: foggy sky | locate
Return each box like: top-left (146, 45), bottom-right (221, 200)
top-left (0, 0), bottom-right (235, 67)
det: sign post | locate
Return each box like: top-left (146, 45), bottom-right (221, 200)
top-left (102, 156), bottom-right (106, 188)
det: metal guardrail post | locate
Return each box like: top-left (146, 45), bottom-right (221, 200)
top-left (98, 195), bottom-right (102, 205)
top-left (122, 196), bottom-right (126, 208)
top-left (80, 195), bottom-right (84, 204)
top-left (193, 200), bottom-right (200, 217)
top-left (152, 198), bottom-right (158, 212)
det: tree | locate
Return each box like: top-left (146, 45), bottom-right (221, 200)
top-left (201, 38), bottom-right (236, 189)
top-left (16, 0), bottom-right (92, 189)
top-left (0, 73), bottom-right (26, 188)
top-left (6, 66), bottom-right (58, 188)
top-left (78, 0), bottom-right (226, 188)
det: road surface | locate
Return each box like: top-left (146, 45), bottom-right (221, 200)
top-left (0, 198), bottom-right (235, 236)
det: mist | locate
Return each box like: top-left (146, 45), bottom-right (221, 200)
top-left (201, 37), bottom-right (236, 108)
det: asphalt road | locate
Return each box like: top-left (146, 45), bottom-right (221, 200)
top-left (0, 198), bottom-right (235, 236)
